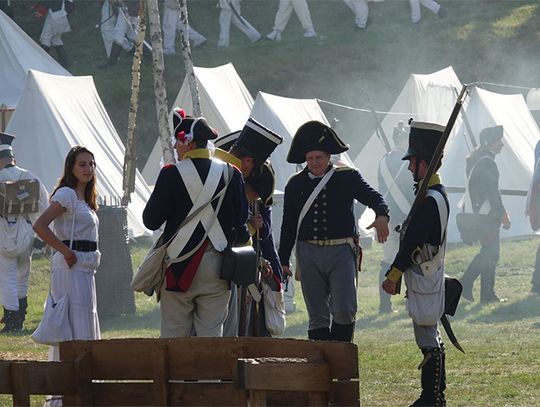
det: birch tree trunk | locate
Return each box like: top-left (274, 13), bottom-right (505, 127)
top-left (122, 0), bottom-right (146, 207)
top-left (179, 0), bottom-right (201, 116)
top-left (147, 0), bottom-right (175, 167)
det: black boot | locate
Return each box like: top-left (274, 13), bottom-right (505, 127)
top-left (14, 297), bottom-right (28, 331)
top-left (54, 45), bottom-right (71, 68)
top-left (99, 42), bottom-right (122, 69)
top-left (410, 346), bottom-right (446, 406)
top-left (0, 308), bottom-right (19, 333)
top-left (330, 322), bottom-right (355, 342)
top-left (308, 327), bottom-right (330, 341)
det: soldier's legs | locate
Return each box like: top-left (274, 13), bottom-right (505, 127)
top-left (460, 248), bottom-right (484, 301)
top-left (292, 0), bottom-right (315, 31)
top-left (328, 245), bottom-right (357, 342)
top-left (0, 254), bottom-right (19, 311)
top-left (162, 6), bottom-right (178, 54)
top-left (412, 322), bottom-right (446, 406)
top-left (100, 0), bottom-right (116, 57)
top-left (218, 9), bottom-right (232, 47)
top-left (297, 242), bottom-right (331, 334)
top-left (230, 5), bottom-right (261, 43)
top-left (343, 0), bottom-right (368, 29)
top-left (479, 233), bottom-right (500, 303)
top-left (192, 247), bottom-right (230, 337)
top-left (272, 0), bottom-right (294, 32)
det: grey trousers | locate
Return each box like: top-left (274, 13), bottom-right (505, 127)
top-left (296, 241), bottom-right (357, 330)
top-left (413, 321), bottom-right (442, 349)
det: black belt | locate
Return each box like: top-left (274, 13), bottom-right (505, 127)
top-left (62, 240), bottom-right (97, 252)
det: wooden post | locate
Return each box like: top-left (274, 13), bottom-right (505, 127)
top-left (152, 342), bottom-right (169, 405)
top-left (10, 362), bottom-right (30, 407)
top-left (121, 0), bottom-right (147, 207)
top-left (147, 0), bottom-right (175, 166)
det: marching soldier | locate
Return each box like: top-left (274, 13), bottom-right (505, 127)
top-left (265, 0), bottom-right (317, 42)
top-left (217, 0), bottom-right (261, 47)
top-left (460, 125), bottom-right (510, 303)
top-left (279, 121), bottom-right (389, 342)
top-left (382, 121), bottom-right (449, 406)
top-left (162, 0), bottom-right (206, 54)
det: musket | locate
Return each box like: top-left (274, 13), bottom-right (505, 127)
top-left (396, 85), bottom-right (469, 293)
top-left (453, 86), bottom-right (477, 150)
top-left (226, 0), bottom-right (251, 31)
top-left (247, 200), bottom-right (261, 337)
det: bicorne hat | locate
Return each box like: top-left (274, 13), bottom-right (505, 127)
top-left (479, 125), bottom-right (504, 146)
top-left (172, 108), bottom-right (217, 144)
top-left (0, 132), bottom-right (15, 159)
top-left (232, 118), bottom-right (283, 165)
top-left (402, 121), bottom-right (445, 161)
top-left (286, 121), bottom-right (349, 164)
top-left (246, 161), bottom-right (276, 206)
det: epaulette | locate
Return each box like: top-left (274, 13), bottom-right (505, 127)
top-left (335, 165), bottom-right (355, 172)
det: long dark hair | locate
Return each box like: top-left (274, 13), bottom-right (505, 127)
top-left (52, 146), bottom-right (98, 210)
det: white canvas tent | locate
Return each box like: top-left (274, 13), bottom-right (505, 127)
top-left (6, 70), bottom-right (152, 237)
top-left (354, 66), bottom-right (540, 242)
top-left (250, 92), bottom-right (354, 192)
top-left (142, 63), bottom-right (254, 184)
top-left (0, 9), bottom-right (70, 128)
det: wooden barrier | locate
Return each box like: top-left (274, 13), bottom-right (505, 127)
top-left (0, 337), bottom-right (359, 406)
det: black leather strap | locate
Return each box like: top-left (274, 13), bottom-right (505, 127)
top-left (62, 240), bottom-right (97, 252)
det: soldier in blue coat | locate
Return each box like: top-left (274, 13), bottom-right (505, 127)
top-left (382, 121), bottom-right (449, 407)
top-left (460, 126), bottom-right (510, 303)
top-left (279, 121), bottom-right (389, 342)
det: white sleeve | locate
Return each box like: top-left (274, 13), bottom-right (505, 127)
top-left (51, 187), bottom-right (76, 212)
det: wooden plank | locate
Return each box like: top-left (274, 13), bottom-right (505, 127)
top-left (237, 358), bottom-right (331, 392)
top-left (60, 340), bottom-right (158, 380)
top-left (10, 362), bottom-right (30, 406)
top-left (73, 350), bottom-right (93, 406)
top-left (60, 338), bottom-right (357, 381)
top-left (169, 382), bottom-right (247, 406)
top-left (152, 341), bottom-right (169, 405)
top-left (26, 362), bottom-right (75, 395)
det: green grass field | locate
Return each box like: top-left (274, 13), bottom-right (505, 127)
top-left (1, 236), bottom-right (540, 406)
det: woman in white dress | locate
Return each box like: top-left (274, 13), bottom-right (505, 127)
top-left (33, 146), bottom-right (101, 406)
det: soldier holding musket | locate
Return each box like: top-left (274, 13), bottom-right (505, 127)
top-left (382, 121), bottom-right (449, 407)
top-left (279, 121), bottom-right (389, 342)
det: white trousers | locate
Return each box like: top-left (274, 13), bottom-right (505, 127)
top-left (160, 244), bottom-right (230, 338)
top-left (40, 11), bottom-right (69, 47)
top-left (113, 8), bottom-right (138, 50)
top-left (218, 0), bottom-right (260, 47)
top-left (409, 0), bottom-right (440, 23)
top-left (343, 0), bottom-right (368, 28)
top-left (162, 6), bottom-right (206, 53)
top-left (272, 0), bottom-right (314, 32)
top-left (100, 0), bottom-right (130, 57)
top-left (0, 248), bottom-right (31, 310)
